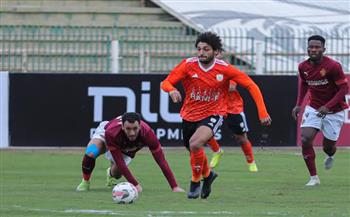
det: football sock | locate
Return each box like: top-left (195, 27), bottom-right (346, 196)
top-left (82, 154), bottom-right (96, 181)
top-left (208, 138), bottom-right (221, 153)
top-left (190, 148), bottom-right (205, 182)
top-left (202, 153), bottom-right (211, 178)
top-left (241, 140), bottom-right (254, 163)
top-left (302, 146), bottom-right (317, 176)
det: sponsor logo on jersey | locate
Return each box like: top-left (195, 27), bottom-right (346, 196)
top-left (190, 88), bottom-right (220, 102)
top-left (306, 79), bottom-right (329, 86)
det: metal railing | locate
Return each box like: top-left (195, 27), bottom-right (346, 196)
top-left (1, 25), bottom-right (349, 74)
top-left (265, 36), bottom-right (350, 75)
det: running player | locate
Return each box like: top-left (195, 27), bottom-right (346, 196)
top-left (161, 31), bottom-right (271, 199)
top-left (292, 35), bottom-right (349, 186)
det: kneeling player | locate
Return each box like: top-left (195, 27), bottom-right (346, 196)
top-left (76, 112), bottom-right (184, 193)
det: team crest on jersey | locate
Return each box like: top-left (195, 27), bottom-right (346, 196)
top-left (320, 68), bottom-right (327, 77)
top-left (216, 74), bottom-right (223, 81)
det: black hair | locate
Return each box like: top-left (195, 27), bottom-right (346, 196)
top-left (195, 31), bottom-right (223, 51)
top-left (308, 35), bottom-right (326, 46)
top-left (121, 112), bottom-right (141, 124)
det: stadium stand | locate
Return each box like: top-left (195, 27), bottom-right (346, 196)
top-left (0, 0), bottom-right (198, 73)
top-left (0, 0), bottom-right (348, 74)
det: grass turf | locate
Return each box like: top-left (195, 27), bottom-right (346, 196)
top-left (0, 148), bottom-right (349, 217)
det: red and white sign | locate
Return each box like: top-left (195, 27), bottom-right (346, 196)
top-left (297, 74), bottom-right (350, 146)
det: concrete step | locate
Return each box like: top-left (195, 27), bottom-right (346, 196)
top-left (1, 58), bottom-right (110, 73)
top-left (3, 0), bottom-right (143, 8)
top-left (0, 24), bottom-right (192, 39)
top-left (1, 5), bottom-right (177, 25)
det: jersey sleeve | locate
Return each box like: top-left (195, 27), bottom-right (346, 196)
top-left (105, 131), bottom-right (139, 186)
top-left (142, 124), bottom-right (178, 189)
top-left (332, 62), bottom-right (348, 85)
top-left (324, 62), bottom-right (349, 109)
top-left (296, 64), bottom-right (309, 106)
top-left (226, 66), bottom-right (270, 120)
top-left (161, 59), bottom-right (187, 92)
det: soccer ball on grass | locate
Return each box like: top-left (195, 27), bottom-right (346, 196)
top-left (112, 182), bottom-right (138, 204)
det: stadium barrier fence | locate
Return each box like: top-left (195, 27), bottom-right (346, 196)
top-left (1, 25), bottom-right (349, 74)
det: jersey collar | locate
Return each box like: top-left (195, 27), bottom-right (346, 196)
top-left (198, 58), bottom-right (216, 72)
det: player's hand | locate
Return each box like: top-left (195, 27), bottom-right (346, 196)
top-left (316, 106), bottom-right (329, 118)
top-left (260, 116), bottom-right (272, 126)
top-left (228, 83), bottom-right (237, 92)
top-left (172, 186), bottom-right (185, 193)
top-left (135, 184), bottom-right (143, 193)
top-left (292, 106), bottom-right (301, 121)
top-left (169, 90), bottom-right (182, 103)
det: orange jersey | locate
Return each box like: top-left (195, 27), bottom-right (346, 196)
top-left (161, 57), bottom-right (269, 122)
top-left (227, 81), bottom-right (244, 114)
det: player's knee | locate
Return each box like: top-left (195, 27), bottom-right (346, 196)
top-left (85, 143), bottom-right (100, 159)
top-left (189, 144), bottom-right (200, 152)
top-left (323, 145), bottom-right (336, 155)
top-left (189, 139), bottom-right (202, 151)
top-left (301, 135), bottom-right (313, 146)
top-left (234, 134), bottom-right (247, 145)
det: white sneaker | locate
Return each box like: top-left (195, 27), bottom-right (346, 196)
top-left (324, 156), bottom-right (334, 170)
top-left (305, 175), bottom-right (320, 186)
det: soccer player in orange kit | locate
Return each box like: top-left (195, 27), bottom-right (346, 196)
top-left (208, 80), bottom-right (259, 172)
top-left (161, 32), bottom-right (271, 199)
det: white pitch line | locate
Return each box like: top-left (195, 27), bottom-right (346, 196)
top-left (11, 205), bottom-right (241, 216)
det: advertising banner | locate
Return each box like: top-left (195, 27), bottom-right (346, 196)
top-left (9, 74), bottom-right (297, 147)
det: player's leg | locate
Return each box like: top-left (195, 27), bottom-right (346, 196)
top-left (321, 110), bottom-right (345, 170)
top-left (300, 106), bottom-right (322, 186)
top-left (189, 125), bottom-right (215, 199)
top-left (76, 138), bottom-right (106, 191)
top-left (189, 115), bottom-right (222, 199)
top-left (323, 138), bottom-right (337, 170)
top-left (105, 152), bottom-right (132, 187)
top-left (182, 120), bottom-right (202, 198)
top-left (226, 113), bottom-right (257, 171)
top-left (76, 121), bottom-right (109, 191)
top-left (234, 133), bottom-right (258, 172)
top-left (301, 127), bottom-right (319, 186)
top-left (208, 138), bottom-right (224, 168)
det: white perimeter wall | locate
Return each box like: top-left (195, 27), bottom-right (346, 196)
top-left (0, 71), bottom-right (9, 148)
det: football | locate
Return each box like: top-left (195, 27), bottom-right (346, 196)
top-left (112, 182), bottom-right (138, 204)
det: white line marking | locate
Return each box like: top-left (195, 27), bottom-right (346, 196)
top-left (10, 205), bottom-right (241, 216)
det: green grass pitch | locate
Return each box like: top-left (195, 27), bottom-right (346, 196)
top-left (1, 148), bottom-right (349, 217)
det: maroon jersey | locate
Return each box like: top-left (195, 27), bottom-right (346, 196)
top-left (297, 56), bottom-right (349, 113)
top-left (104, 118), bottom-right (178, 189)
